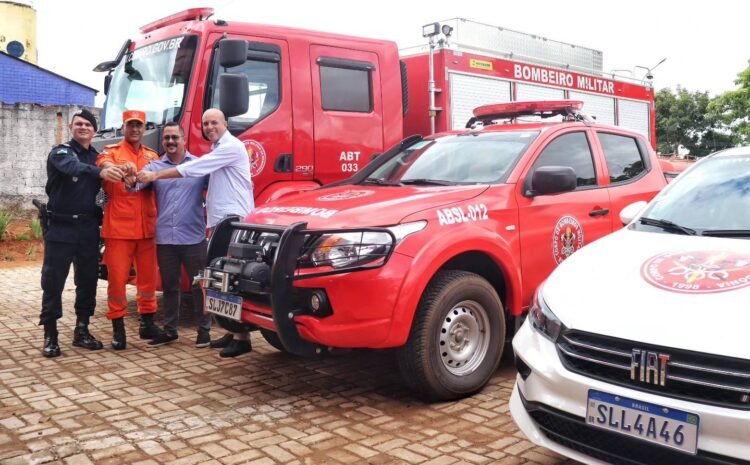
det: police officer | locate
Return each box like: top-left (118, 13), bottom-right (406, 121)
top-left (40, 109), bottom-right (125, 357)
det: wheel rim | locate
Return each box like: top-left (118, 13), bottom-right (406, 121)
top-left (438, 299), bottom-right (490, 376)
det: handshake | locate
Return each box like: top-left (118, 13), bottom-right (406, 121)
top-left (99, 162), bottom-right (158, 187)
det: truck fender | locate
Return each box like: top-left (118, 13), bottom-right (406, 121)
top-left (381, 228), bottom-right (522, 347)
top-left (255, 181), bottom-right (322, 205)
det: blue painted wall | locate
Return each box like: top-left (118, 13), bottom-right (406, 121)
top-left (0, 53), bottom-right (95, 106)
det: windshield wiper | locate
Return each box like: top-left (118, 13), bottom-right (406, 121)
top-left (361, 177), bottom-right (402, 186)
top-left (701, 229), bottom-right (750, 238)
top-left (400, 178), bottom-right (454, 186)
top-left (639, 217), bottom-right (698, 236)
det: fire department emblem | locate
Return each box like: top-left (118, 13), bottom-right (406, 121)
top-left (552, 216), bottom-right (584, 264)
top-left (317, 190), bottom-right (374, 202)
top-left (244, 140), bottom-right (267, 177)
top-left (641, 251), bottom-right (750, 294)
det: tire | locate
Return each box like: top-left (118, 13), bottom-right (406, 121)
top-left (397, 270), bottom-right (506, 401)
top-left (260, 328), bottom-right (288, 353)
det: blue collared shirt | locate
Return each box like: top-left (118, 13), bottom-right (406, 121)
top-left (176, 131), bottom-right (254, 227)
top-left (141, 152), bottom-right (208, 245)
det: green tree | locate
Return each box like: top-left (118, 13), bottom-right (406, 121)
top-left (708, 60), bottom-right (750, 145)
top-left (655, 87), bottom-right (732, 157)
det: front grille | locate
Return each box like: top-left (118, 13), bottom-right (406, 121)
top-left (557, 330), bottom-right (750, 410)
top-left (522, 394), bottom-right (750, 465)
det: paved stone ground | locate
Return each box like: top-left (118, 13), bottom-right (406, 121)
top-left (0, 265), bottom-right (579, 465)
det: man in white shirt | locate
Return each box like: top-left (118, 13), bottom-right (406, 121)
top-left (137, 108), bottom-right (254, 357)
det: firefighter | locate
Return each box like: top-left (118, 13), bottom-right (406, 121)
top-left (97, 110), bottom-right (162, 350)
top-left (39, 109), bottom-right (125, 358)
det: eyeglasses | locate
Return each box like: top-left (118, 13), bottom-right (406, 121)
top-left (162, 135), bottom-right (182, 141)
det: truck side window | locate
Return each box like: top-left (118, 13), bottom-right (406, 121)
top-left (318, 57), bottom-right (373, 113)
top-left (210, 44), bottom-right (281, 129)
top-left (597, 133), bottom-right (646, 183)
top-left (533, 132), bottom-right (597, 187)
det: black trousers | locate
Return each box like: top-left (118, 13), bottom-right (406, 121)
top-left (156, 242), bottom-right (210, 335)
top-left (40, 240), bottom-right (99, 325)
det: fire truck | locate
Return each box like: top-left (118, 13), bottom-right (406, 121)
top-left (92, 9), bottom-right (657, 202)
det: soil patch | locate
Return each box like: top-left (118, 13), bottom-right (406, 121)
top-left (0, 221), bottom-right (44, 268)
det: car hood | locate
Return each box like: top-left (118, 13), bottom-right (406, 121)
top-left (544, 228), bottom-right (750, 359)
top-left (248, 184), bottom-right (488, 228)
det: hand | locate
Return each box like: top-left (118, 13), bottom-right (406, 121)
top-left (122, 162), bottom-right (137, 177)
top-left (136, 170), bottom-right (157, 183)
top-left (123, 175), bottom-right (137, 188)
top-left (100, 165), bottom-right (124, 182)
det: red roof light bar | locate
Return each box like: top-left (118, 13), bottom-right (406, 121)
top-left (140, 8), bottom-right (215, 33)
top-left (467, 100), bottom-right (585, 129)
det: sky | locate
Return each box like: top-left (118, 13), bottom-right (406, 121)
top-left (31, 0), bottom-right (748, 106)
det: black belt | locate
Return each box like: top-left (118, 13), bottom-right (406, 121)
top-left (48, 211), bottom-right (97, 221)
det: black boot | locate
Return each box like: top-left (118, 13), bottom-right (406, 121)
top-left (72, 319), bottom-right (103, 350)
top-left (219, 337), bottom-right (252, 358)
top-left (111, 318), bottom-right (126, 350)
top-left (139, 313), bottom-right (163, 340)
top-left (42, 322), bottom-right (61, 358)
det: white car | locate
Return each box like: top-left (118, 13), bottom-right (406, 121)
top-left (510, 147), bottom-right (750, 464)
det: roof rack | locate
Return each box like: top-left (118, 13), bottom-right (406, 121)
top-left (466, 100), bottom-right (592, 129)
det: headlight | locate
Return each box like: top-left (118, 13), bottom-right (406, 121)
top-left (528, 285), bottom-right (562, 342)
top-left (309, 221), bottom-right (426, 269)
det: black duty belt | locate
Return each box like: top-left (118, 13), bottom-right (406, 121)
top-left (48, 211), bottom-right (97, 221)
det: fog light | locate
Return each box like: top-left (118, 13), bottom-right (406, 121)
top-left (306, 290), bottom-right (332, 317)
top-left (310, 293), bottom-right (321, 312)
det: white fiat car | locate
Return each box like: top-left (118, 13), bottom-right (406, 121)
top-left (511, 147), bottom-right (750, 464)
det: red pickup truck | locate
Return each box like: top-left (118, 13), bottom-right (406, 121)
top-left (197, 101), bottom-right (667, 400)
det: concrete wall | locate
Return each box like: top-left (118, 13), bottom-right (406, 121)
top-left (0, 53), bottom-right (96, 106)
top-left (0, 102), bottom-right (100, 211)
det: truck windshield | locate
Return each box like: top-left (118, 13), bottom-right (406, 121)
top-left (102, 35), bottom-right (198, 130)
top-left (367, 131), bottom-right (539, 185)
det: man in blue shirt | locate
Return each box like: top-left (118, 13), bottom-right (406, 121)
top-left (130, 122), bottom-right (211, 347)
top-left (136, 109), bottom-right (254, 357)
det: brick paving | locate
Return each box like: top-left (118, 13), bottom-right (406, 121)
top-left (0, 265), bottom-right (579, 465)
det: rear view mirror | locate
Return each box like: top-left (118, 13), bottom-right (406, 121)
top-left (218, 74), bottom-right (249, 118)
top-left (619, 201), bottom-right (648, 225)
top-left (530, 166), bottom-right (577, 196)
top-left (219, 39), bottom-right (247, 68)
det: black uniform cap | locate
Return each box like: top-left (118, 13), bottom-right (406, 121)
top-left (72, 109), bottom-right (98, 132)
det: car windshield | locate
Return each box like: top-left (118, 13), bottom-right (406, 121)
top-left (366, 131), bottom-right (539, 185)
top-left (639, 152), bottom-right (750, 232)
top-left (102, 35), bottom-right (198, 130)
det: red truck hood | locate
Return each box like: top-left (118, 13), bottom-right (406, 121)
top-left (248, 185), bottom-right (488, 228)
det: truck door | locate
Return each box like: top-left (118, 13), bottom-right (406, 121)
top-left (309, 45), bottom-right (383, 185)
top-left (516, 129), bottom-right (612, 306)
top-left (203, 35), bottom-right (292, 198)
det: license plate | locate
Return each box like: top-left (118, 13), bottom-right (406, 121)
top-left (586, 390), bottom-right (699, 454)
top-left (205, 289), bottom-right (243, 321)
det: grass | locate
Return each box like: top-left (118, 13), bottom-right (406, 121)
top-left (30, 219), bottom-right (43, 240)
top-left (0, 211), bottom-right (11, 240)
top-left (26, 245), bottom-right (37, 261)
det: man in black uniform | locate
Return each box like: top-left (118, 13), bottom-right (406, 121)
top-left (40, 109), bottom-right (124, 357)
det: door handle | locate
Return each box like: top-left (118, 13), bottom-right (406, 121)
top-left (589, 208), bottom-right (610, 217)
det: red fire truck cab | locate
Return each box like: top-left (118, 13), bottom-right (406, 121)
top-left (93, 8), bottom-right (406, 203)
top-left (198, 101), bottom-right (667, 400)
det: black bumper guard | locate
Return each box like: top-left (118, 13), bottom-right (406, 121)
top-left (197, 220), bottom-right (396, 357)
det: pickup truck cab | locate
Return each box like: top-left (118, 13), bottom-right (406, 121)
top-left (198, 101), bottom-right (667, 400)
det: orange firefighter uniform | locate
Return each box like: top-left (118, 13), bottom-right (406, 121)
top-left (97, 124), bottom-right (159, 321)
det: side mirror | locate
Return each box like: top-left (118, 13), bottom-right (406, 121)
top-left (103, 74), bottom-right (112, 95)
top-left (218, 74), bottom-right (249, 118)
top-left (619, 200), bottom-right (648, 226)
top-left (219, 39), bottom-right (247, 68)
top-left (530, 166), bottom-right (577, 196)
